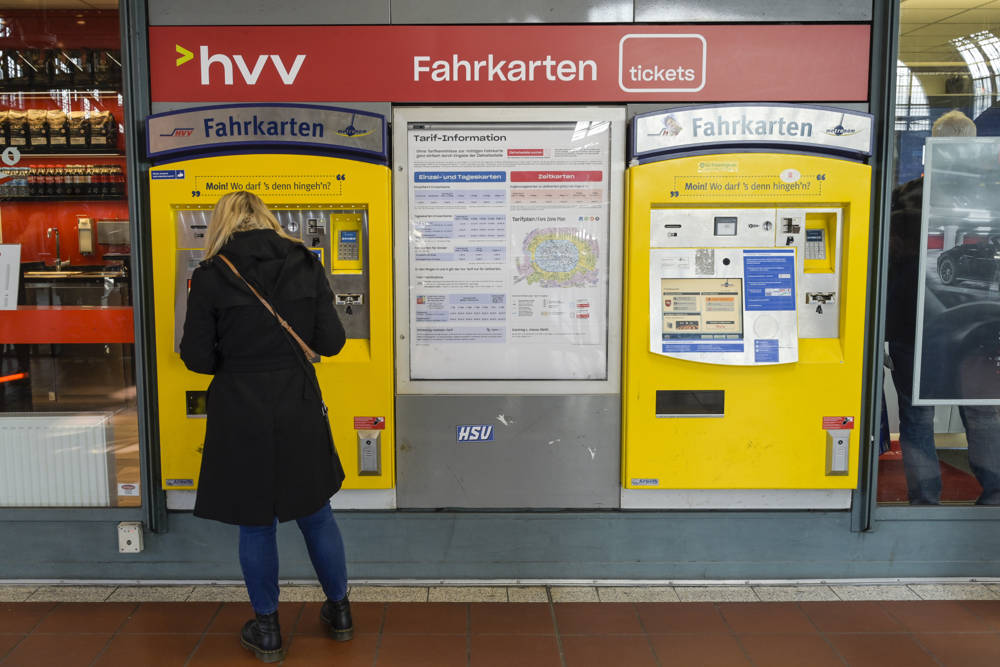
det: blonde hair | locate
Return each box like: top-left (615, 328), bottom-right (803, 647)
top-left (932, 110), bottom-right (977, 137)
top-left (203, 190), bottom-right (300, 258)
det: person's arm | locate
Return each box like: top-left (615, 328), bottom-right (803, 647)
top-left (180, 265), bottom-right (219, 374)
top-left (312, 264), bottom-right (347, 357)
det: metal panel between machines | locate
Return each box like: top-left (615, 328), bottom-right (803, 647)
top-left (392, 106), bottom-right (626, 509)
top-left (396, 395), bottom-right (620, 508)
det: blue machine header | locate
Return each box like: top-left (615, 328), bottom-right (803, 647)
top-left (146, 103), bottom-right (387, 162)
top-left (631, 104), bottom-right (874, 162)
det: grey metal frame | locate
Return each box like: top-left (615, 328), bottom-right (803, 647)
top-left (0, 0), bottom-right (162, 528)
top-left (867, 0), bottom-right (1000, 524)
top-left (392, 106), bottom-right (626, 396)
top-left (851, 0), bottom-right (899, 532)
top-left (121, 0), bottom-right (167, 532)
top-left (912, 138), bottom-right (1000, 407)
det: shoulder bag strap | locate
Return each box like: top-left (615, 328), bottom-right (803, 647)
top-left (217, 254), bottom-right (336, 455)
top-left (217, 253), bottom-right (321, 363)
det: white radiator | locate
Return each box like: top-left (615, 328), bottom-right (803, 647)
top-left (0, 413), bottom-right (112, 507)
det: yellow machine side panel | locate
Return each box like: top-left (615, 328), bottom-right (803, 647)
top-left (149, 154), bottom-right (394, 491)
top-left (623, 153), bottom-right (870, 489)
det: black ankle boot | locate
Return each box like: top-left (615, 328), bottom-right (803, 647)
top-left (319, 595), bottom-right (354, 641)
top-left (240, 611), bottom-right (286, 663)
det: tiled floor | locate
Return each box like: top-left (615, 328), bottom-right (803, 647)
top-left (2, 587), bottom-right (1000, 666)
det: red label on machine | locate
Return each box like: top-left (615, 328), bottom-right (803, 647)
top-left (354, 416), bottom-right (386, 430)
top-left (148, 24), bottom-right (870, 103)
top-left (822, 416), bottom-right (855, 430)
top-left (511, 170), bottom-right (603, 182)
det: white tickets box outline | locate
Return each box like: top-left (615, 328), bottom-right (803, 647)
top-left (618, 34), bottom-right (707, 94)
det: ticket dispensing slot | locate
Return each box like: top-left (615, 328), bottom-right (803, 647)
top-left (655, 390), bottom-right (725, 418)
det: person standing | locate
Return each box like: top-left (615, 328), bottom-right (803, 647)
top-left (181, 190), bottom-right (353, 662)
top-left (887, 110), bottom-right (1000, 505)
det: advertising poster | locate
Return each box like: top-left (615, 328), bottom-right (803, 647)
top-left (406, 122), bottom-right (611, 380)
top-left (914, 138), bottom-right (1000, 403)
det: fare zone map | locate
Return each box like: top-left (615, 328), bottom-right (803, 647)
top-left (516, 227), bottom-right (600, 288)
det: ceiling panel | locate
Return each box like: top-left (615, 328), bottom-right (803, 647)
top-left (940, 8), bottom-right (1000, 21)
top-left (903, 22), bottom-right (994, 36)
top-left (902, 0), bottom-right (989, 8)
top-left (902, 9), bottom-right (968, 22)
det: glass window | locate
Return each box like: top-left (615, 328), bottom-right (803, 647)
top-left (881, 1), bottom-right (1000, 506)
top-left (0, 4), bottom-right (140, 508)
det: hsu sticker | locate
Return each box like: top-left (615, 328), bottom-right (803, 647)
top-left (456, 424), bottom-right (495, 442)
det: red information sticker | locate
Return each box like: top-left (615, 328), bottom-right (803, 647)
top-left (822, 416), bottom-right (855, 430)
top-left (353, 416), bottom-right (386, 430)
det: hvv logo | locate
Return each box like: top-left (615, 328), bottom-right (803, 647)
top-left (175, 44), bottom-right (307, 86)
top-left (456, 425), bottom-right (495, 442)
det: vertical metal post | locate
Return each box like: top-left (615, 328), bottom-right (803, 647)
top-left (852, 0), bottom-right (901, 532)
top-left (120, 0), bottom-right (167, 532)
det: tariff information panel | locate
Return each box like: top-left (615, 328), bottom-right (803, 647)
top-left (406, 122), bottom-right (611, 380)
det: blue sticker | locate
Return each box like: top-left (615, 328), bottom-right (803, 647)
top-left (456, 424), bottom-right (495, 442)
top-left (754, 339), bottom-right (779, 363)
top-left (744, 250), bottom-right (796, 311)
top-left (415, 171), bottom-right (506, 183)
top-left (663, 342), bottom-right (744, 353)
top-left (151, 169), bottom-right (185, 180)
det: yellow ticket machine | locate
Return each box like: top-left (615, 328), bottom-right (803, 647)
top-left (623, 105), bottom-right (873, 508)
top-left (146, 105), bottom-right (394, 507)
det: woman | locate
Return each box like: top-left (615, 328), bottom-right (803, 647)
top-left (181, 190), bottom-right (352, 663)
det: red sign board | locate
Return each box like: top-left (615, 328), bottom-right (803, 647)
top-left (149, 24), bottom-right (869, 103)
top-left (822, 416), bottom-right (855, 430)
top-left (511, 171), bottom-right (603, 182)
top-left (353, 416), bottom-right (386, 430)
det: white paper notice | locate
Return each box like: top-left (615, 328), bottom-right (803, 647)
top-left (407, 122), bottom-right (611, 380)
top-left (0, 244), bottom-right (20, 311)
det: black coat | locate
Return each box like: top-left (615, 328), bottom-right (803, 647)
top-left (886, 177), bottom-right (923, 346)
top-left (180, 229), bottom-right (346, 525)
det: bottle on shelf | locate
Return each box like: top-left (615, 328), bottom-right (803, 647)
top-left (0, 161), bottom-right (125, 199)
top-left (27, 166), bottom-right (38, 196)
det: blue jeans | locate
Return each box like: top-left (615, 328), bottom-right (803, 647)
top-left (890, 341), bottom-right (1000, 505)
top-left (239, 503), bottom-right (348, 615)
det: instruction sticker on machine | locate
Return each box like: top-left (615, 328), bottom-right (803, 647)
top-left (649, 247), bottom-right (798, 365)
top-left (660, 277), bottom-right (743, 353)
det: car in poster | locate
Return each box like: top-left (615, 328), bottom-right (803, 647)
top-left (936, 235), bottom-right (1000, 287)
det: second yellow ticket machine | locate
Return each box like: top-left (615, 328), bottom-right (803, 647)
top-left (146, 105), bottom-right (394, 509)
top-left (623, 105), bottom-right (874, 508)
